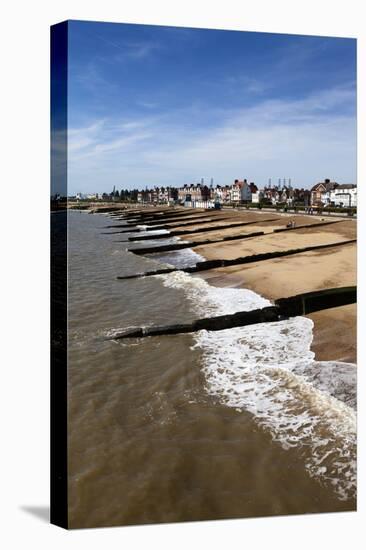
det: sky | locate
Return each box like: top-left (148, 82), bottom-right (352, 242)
top-left (65, 20), bottom-right (356, 194)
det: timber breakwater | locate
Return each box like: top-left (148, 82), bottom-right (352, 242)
top-left (105, 204), bottom-right (356, 366)
top-left (107, 287), bottom-right (356, 339)
top-left (67, 204), bottom-right (357, 528)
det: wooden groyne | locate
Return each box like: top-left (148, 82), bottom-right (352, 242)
top-left (117, 208), bottom-right (202, 221)
top-left (273, 219), bottom-right (344, 233)
top-left (117, 239), bottom-right (356, 279)
top-left (112, 211), bottom-right (204, 226)
top-left (101, 216), bottom-right (216, 232)
top-left (127, 215), bottom-right (229, 227)
top-left (102, 224), bottom-right (140, 230)
top-left (125, 219), bottom-right (345, 254)
top-left (102, 216), bottom-right (233, 234)
top-left (107, 286), bottom-right (356, 339)
top-left (128, 219), bottom-right (279, 241)
top-left (105, 209), bottom-right (180, 221)
top-left (124, 211), bottom-right (211, 224)
top-left (104, 216), bottom-right (323, 236)
top-left (102, 215), bottom-right (210, 228)
top-left (89, 207), bottom-right (127, 214)
top-left (128, 231), bottom-right (265, 255)
top-left (111, 207), bottom-right (185, 217)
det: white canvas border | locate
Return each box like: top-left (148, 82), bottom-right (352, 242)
top-left (1, 1), bottom-right (364, 548)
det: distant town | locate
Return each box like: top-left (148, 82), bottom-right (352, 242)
top-left (65, 177), bottom-right (357, 210)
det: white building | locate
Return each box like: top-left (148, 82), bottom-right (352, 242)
top-left (333, 185), bottom-right (357, 207)
top-left (214, 186), bottom-right (224, 201)
top-left (230, 181), bottom-right (241, 202)
top-left (240, 180), bottom-right (259, 203)
top-left (158, 188), bottom-right (169, 203)
top-left (251, 192), bottom-right (260, 204)
top-left (323, 184), bottom-right (357, 208)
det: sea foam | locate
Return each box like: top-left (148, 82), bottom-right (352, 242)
top-left (158, 270), bottom-right (356, 501)
top-left (149, 248), bottom-right (205, 269)
top-left (136, 226), bottom-right (170, 234)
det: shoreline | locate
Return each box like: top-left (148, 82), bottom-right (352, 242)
top-left (99, 205), bottom-right (356, 364)
top-left (195, 267), bottom-right (356, 364)
top-left (173, 210), bottom-right (357, 364)
top-left (80, 208), bottom-right (357, 514)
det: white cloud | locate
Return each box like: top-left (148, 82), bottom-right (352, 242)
top-left (124, 41), bottom-right (159, 59)
top-left (67, 86), bottom-right (356, 193)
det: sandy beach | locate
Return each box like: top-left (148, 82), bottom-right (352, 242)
top-left (64, 206), bottom-right (357, 528)
top-left (161, 208), bottom-right (357, 363)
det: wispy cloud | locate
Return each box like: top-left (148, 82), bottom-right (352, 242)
top-left (224, 76), bottom-right (268, 95)
top-left (124, 41), bottom-right (160, 59)
top-left (67, 121), bottom-right (105, 152)
top-left (72, 61), bottom-right (120, 96)
top-left (68, 117), bottom-right (155, 161)
top-left (68, 85), bottom-right (356, 193)
top-left (69, 36), bottom-right (162, 98)
top-left (93, 32), bottom-right (161, 61)
top-left (136, 100), bottom-right (159, 110)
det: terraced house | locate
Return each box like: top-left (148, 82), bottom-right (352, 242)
top-left (310, 179), bottom-right (357, 208)
top-left (310, 178), bottom-right (338, 206)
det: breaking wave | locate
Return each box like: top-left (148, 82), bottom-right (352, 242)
top-left (158, 270), bottom-right (357, 501)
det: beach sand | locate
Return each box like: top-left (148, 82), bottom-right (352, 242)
top-left (169, 209), bottom-right (357, 363)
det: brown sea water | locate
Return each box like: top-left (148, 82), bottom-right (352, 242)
top-left (66, 210), bottom-right (356, 528)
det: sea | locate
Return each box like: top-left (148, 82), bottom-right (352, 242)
top-left (65, 209), bottom-right (356, 528)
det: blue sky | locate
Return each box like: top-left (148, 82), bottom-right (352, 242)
top-left (66, 20), bottom-right (356, 193)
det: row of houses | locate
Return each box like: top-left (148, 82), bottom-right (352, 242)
top-left (76, 177), bottom-right (356, 208)
top-left (175, 178), bottom-right (357, 208)
top-left (75, 192), bottom-right (101, 200)
top-left (258, 179), bottom-right (357, 208)
top-left (261, 186), bottom-right (311, 206)
top-left (137, 187), bottom-right (178, 204)
top-left (176, 180), bottom-right (259, 206)
top-left (310, 179), bottom-right (357, 208)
